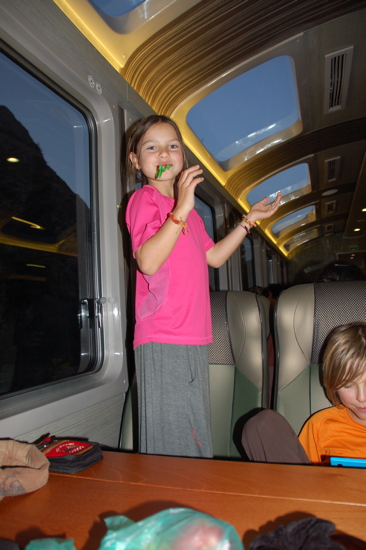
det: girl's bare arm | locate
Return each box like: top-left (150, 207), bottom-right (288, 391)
top-left (135, 166), bottom-right (203, 275)
top-left (206, 193), bottom-right (282, 268)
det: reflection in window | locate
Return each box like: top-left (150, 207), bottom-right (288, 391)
top-left (0, 50), bottom-right (100, 396)
top-left (247, 164), bottom-right (311, 206)
top-left (187, 56), bottom-right (300, 164)
top-left (195, 196), bottom-right (218, 290)
top-left (271, 206), bottom-right (316, 239)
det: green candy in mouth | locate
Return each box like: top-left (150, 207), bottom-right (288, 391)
top-left (157, 164), bottom-right (171, 178)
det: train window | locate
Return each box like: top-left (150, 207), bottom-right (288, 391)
top-left (284, 228), bottom-right (319, 253)
top-left (266, 249), bottom-right (274, 285)
top-left (186, 55), bottom-right (300, 167)
top-left (271, 206), bottom-right (316, 238)
top-left (280, 261), bottom-right (287, 286)
top-left (194, 196), bottom-right (215, 240)
top-left (194, 195), bottom-right (218, 290)
top-left (90, 0), bottom-right (145, 17)
top-left (240, 236), bottom-right (255, 290)
top-left (0, 49), bottom-right (101, 397)
top-left (247, 163), bottom-right (311, 206)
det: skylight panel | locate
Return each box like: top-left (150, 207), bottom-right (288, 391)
top-left (89, 0), bottom-right (145, 17)
top-left (271, 206), bottom-right (316, 238)
top-left (284, 228), bottom-right (319, 253)
top-left (186, 55), bottom-right (300, 166)
top-left (247, 164), bottom-right (310, 206)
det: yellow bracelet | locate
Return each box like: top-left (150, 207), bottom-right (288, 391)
top-left (242, 215), bottom-right (256, 228)
top-left (167, 212), bottom-right (188, 235)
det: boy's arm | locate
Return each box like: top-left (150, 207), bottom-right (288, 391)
top-left (298, 417), bottom-right (322, 464)
top-left (206, 193), bottom-right (282, 268)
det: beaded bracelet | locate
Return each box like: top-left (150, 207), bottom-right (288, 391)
top-left (168, 212), bottom-right (188, 235)
top-left (242, 215), bottom-right (256, 228)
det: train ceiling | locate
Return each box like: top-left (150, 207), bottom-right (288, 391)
top-left (53, 0), bottom-right (366, 257)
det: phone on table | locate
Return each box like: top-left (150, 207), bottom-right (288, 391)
top-left (329, 456), bottom-right (366, 468)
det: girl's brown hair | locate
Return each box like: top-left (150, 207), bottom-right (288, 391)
top-left (125, 115), bottom-right (188, 186)
top-left (322, 323), bottom-right (366, 405)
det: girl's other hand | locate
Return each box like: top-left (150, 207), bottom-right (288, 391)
top-left (247, 192), bottom-right (282, 223)
top-left (174, 165), bottom-right (204, 218)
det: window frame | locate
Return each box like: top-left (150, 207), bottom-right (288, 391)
top-left (0, 43), bottom-right (105, 397)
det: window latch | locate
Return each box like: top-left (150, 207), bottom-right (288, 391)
top-left (78, 298), bottom-right (93, 329)
top-left (96, 297), bottom-right (106, 329)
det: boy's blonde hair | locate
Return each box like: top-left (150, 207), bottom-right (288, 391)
top-left (125, 115), bottom-right (188, 186)
top-left (322, 323), bottom-right (366, 405)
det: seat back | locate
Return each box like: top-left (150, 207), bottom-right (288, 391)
top-left (208, 291), bottom-right (270, 458)
top-left (274, 281), bottom-right (366, 435)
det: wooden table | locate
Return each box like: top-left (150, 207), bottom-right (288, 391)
top-left (1, 451), bottom-right (366, 549)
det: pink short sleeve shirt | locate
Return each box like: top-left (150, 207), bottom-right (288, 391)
top-left (126, 185), bottom-right (214, 348)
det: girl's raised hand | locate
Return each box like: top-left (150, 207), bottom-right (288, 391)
top-left (247, 192), bottom-right (282, 223)
top-left (175, 165), bottom-right (204, 217)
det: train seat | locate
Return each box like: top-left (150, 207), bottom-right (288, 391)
top-left (208, 291), bottom-right (270, 458)
top-left (273, 281), bottom-right (366, 435)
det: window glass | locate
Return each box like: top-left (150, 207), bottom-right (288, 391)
top-left (284, 228), bottom-right (319, 253)
top-left (280, 262), bottom-right (286, 285)
top-left (194, 196), bottom-right (217, 290)
top-left (271, 206), bottom-right (316, 238)
top-left (240, 237), bottom-right (254, 290)
top-left (187, 56), bottom-right (300, 164)
top-left (247, 164), bottom-right (310, 206)
top-left (0, 50), bottom-right (99, 396)
top-left (88, 0), bottom-right (145, 17)
top-left (266, 249), bottom-right (273, 285)
top-left (195, 196), bottom-right (214, 240)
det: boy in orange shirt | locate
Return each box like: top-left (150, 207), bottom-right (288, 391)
top-left (242, 323), bottom-right (366, 464)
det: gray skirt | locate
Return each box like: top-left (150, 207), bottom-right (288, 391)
top-left (134, 342), bottom-right (213, 458)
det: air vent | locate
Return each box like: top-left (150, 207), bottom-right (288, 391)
top-left (324, 47), bottom-right (353, 113)
top-left (326, 200), bottom-right (337, 214)
top-left (325, 157), bottom-right (341, 182)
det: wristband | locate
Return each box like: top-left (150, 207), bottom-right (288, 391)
top-left (167, 212), bottom-right (188, 235)
top-left (242, 215), bottom-right (256, 228)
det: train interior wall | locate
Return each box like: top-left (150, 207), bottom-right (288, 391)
top-left (288, 233), bottom-right (366, 284)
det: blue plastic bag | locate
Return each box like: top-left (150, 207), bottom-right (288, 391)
top-left (26, 540), bottom-right (75, 550)
top-left (25, 508), bottom-right (244, 550)
top-left (100, 508), bottom-right (244, 550)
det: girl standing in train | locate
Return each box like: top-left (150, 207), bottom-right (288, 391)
top-left (125, 114), bottom-right (282, 458)
top-left (242, 323), bottom-right (366, 464)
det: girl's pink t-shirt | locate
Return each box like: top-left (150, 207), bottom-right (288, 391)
top-left (126, 185), bottom-right (215, 349)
